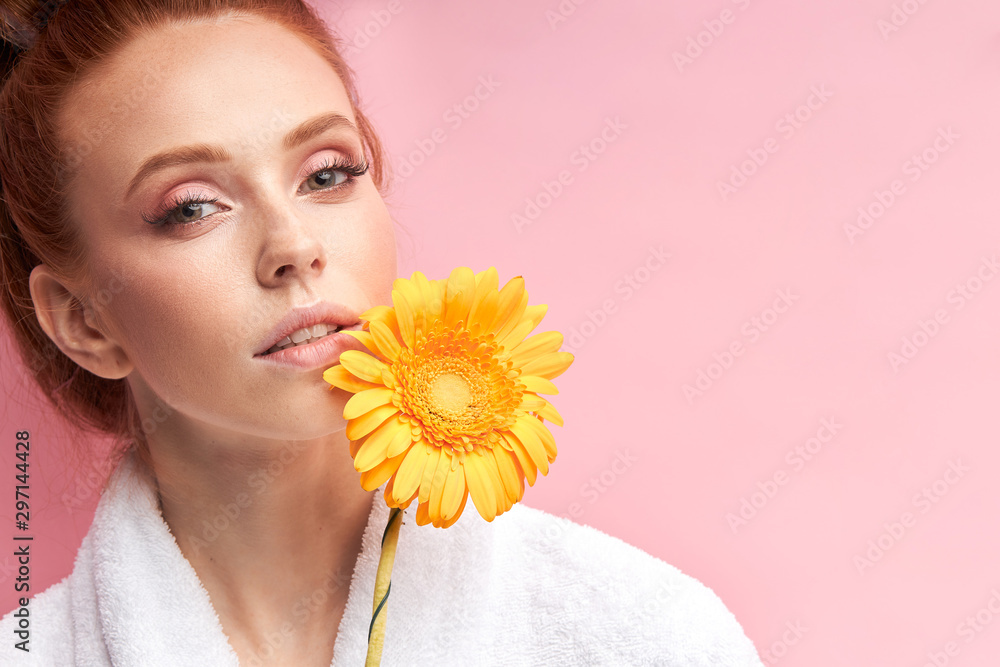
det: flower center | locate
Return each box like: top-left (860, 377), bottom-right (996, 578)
top-left (430, 371), bottom-right (473, 416)
top-left (395, 323), bottom-right (523, 453)
top-left (413, 356), bottom-right (487, 432)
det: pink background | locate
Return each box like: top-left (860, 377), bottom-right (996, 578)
top-left (3, 1), bottom-right (1000, 664)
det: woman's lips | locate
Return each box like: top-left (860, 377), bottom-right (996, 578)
top-left (253, 328), bottom-right (371, 370)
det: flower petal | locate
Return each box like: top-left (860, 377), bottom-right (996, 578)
top-left (339, 350), bottom-right (389, 384)
top-left (353, 416), bottom-right (403, 472)
top-left (416, 499), bottom-right (431, 526)
top-left (497, 319), bottom-right (533, 352)
top-left (396, 274), bottom-right (427, 336)
top-left (440, 490), bottom-right (468, 528)
top-left (445, 267), bottom-right (476, 327)
top-left (496, 431), bottom-right (514, 451)
top-left (491, 446), bottom-right (524, 505)
top-left (524, 303), bottom-right (548, 329)
top-left (474, 266), bottom-right (499, 291)
top-left (469, 267), bottom-right (499, 323)
top-left (323, 364), bottom-right (382, 393)
top-left (343, 387), bottom-right (395, 420)
top-left (439, 464), bottom-right (466, 521)
top-left (427, 447), bottom-right (453, 521)
top-left (414, 270), bottom-right (444, 323)
top-left (391, 442), bottom-right (428, 505)
top-left (509, 418), bottom-right (549, 475)
top-left (519, 352), bottom-right (574, 380)
top-left (383, 474), bottom-right (414, 510)
top-left (362, 305), bottom-right (400, 343)
top-left (463, 451), bottom-right (498, 521)
top-left (510, 330), bottom-right (564, 366)
top-left (345, 403), bottom-right (398, 442)
top-left (504, 432), bottom-right (537, 486)
top-left (469, 290), bottom-right (499, 335)
top-left (519, 375), bottom-right (559, 395)
top-left (369, 319), bottom-right (401, 362)
top-left (520, 414), bottom-right (558, 460)
top-left (495, 289), bottom-right (529, 342)
top-left (360, 304), bottom-right (393, 327)
top-left (359, 449), bottom-right (406, 491)
top-left (519, 394), bottom-right (548, 411)
top-left (482, 447), bottom-right (512, 513)
top-left (385, 420), bottom-right (414, 458)
top-left (418, 444), bottom-right (441, 504)
top-left (498, 304), bottom-right (547, 350)
top-left (536, 399), bottom-right (565, 427)
top-left (489, 276), bottom-right (526, 335)
top-left (341, 329), bottom-right (377, 356)
top-left (392, 288), bottom-right (416, 350)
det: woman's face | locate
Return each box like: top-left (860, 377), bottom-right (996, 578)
top-left (58, 15), bottom-right (397, 442)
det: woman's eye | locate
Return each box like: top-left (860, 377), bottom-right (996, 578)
top-left (146, 160), bottom-right (366, 228)
top-left (170, 200), bottom-right (222, 225)
top-left (300, 167), bottom-right (349, 193)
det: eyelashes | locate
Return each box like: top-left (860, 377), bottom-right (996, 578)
top-left (141, 192), bottom-right (221, 228)
top-left (141, 155), bottom-right (371, 228)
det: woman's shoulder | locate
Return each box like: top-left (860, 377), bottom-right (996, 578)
top-left (0, 574), bottom-right (75, 665)
top-left (484, 502), bottom-right (764, 666)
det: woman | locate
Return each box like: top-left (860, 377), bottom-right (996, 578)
top-left (0, 1), bottom-right (764, 665)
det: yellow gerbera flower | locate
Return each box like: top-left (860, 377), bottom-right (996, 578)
top-left (323, 266), bottom-right (573, 528)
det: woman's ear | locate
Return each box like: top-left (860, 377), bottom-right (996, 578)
top-left (28, 264), bottom-right (133, 380)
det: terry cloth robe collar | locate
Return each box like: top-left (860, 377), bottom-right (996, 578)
top-left (66, 449), bottom-right (496, 666)
top-left (2, 448), bottom-right (765, 666)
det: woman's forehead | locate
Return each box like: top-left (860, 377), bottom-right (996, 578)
top-left (57, 15), bottom-right (356, 204)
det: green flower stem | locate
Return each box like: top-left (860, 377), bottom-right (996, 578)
top-left (365, 507), bottom-right (403, 666)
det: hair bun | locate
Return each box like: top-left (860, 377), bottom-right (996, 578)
top-left (1, 5), bottom-right (36, 53)
top-left (1, 1), bottom-right (70, 54)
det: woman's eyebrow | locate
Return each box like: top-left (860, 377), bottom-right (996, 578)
top-left (122, 111), bottom-right (361, 201)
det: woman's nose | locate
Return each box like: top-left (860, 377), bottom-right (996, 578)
top-left (255, 200), bottom-right (327, 286)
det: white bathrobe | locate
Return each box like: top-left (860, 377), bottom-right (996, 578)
top-left (1, 451), bottom-right (764, 666)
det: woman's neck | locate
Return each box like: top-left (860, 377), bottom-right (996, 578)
top-left (150, 430), bottom-right (375, 666)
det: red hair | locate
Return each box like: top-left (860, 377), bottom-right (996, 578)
top-left (0, 0), bottom-right (392, 494)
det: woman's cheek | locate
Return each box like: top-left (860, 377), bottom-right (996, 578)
top-left (105, 267), bottom-right (221, 382)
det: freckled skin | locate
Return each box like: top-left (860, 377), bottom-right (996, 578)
top-left (60, 17), bottom-right (396, 438)
top-left (30, 15), bottom-right (396, 665)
